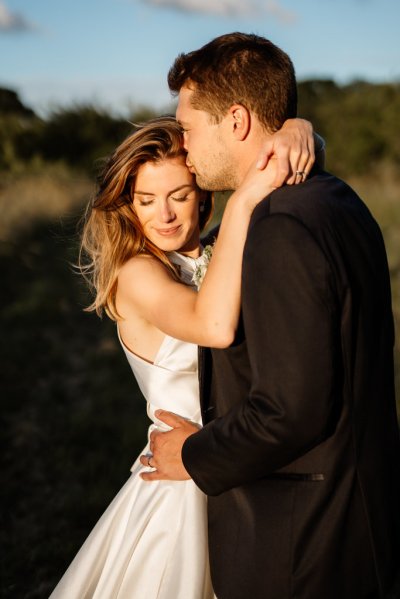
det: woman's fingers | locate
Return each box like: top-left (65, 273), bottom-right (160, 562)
top-left (257, 118), bottom-right (315, 187)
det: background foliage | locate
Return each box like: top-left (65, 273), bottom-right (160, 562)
top-left (1, 81), bottom-right (399, 598)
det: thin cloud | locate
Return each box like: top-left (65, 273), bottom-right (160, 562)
top-left (0, 1), bottom-right (36, 33)
top-left (143, 0), bottom-right (298, 22)
top-left (144, 0), bottom-right (250, 16)
top-left (264, 0), bottom-right (297, 24)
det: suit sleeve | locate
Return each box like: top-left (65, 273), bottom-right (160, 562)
top-left (182, 211), bottom-right (339, 496)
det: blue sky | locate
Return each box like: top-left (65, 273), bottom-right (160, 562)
top-left (1, 0), bottom-right (399, 116)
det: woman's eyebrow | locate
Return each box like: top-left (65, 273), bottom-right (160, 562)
top-left (132, 190), bottom-right (155, 197)
top-left (133, 184), bottom-right (194, 196)
top-left (168, 184), bottom-right (195, 194)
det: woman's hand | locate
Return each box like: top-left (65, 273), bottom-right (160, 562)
top-left (256, 118), bottom-right (315, 187)
top-left (230, 156), bottom-right (278, 212)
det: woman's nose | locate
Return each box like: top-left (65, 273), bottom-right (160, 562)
top-left (159, 200), bottom-right (176, 223)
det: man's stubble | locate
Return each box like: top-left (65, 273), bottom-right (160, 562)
top-left (193, 133), bottom-right (240, 193)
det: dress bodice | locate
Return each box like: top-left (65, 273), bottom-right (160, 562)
top-left (118, 250), bottom-right (207, 428)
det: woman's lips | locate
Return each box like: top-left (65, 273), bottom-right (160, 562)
top-left (155, 225), bottom-right (181, 236)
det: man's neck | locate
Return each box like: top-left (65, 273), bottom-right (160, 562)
top-left (233, 134), bottom-right (273, 189)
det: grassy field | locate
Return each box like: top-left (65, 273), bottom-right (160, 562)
top-left (347, 165), bottom-right (400, 398)
top-left (1, 164), bottom-right (399, 598)
top-left (1, 167), bottom-right (150, 598)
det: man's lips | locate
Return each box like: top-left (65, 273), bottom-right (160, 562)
top-left (154, 225), bottom-right (181, 236)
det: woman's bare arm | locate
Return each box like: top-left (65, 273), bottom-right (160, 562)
top-left (117, 161), bottom-right (277, 348)
top-left (118, 120), bottom-right (317, 348)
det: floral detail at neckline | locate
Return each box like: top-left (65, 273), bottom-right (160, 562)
top-left (167, 244), bottom-right (214, 290)
top-left (191, 244), bottom-right (213, 289)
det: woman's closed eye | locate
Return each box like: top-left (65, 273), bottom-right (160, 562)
top-left (170, 189), bottom-right (195, 202)
top-left (170, 194), bottom-right (189, 202)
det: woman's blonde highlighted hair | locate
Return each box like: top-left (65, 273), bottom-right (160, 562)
top-left (79, 116), bottom-right (213, 320)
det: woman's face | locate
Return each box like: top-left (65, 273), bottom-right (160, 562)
top-left (132, 156), bottom-right (202, 257)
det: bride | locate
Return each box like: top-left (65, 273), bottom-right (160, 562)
top-left (50, 116), bottom-right (317, 598)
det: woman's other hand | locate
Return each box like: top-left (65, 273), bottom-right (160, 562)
top-left (256, 118), bottom-right (315, 187)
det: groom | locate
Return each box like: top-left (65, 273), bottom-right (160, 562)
top-left (141, 33), bottom-right (400, 598)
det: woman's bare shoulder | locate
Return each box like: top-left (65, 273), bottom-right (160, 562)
top-left (118, 254), bottom-right (174, 297)
top-left (119, 254), bottom-right (168, 277)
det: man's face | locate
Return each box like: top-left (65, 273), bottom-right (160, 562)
top-left (176, 85), bottom-right (238, 191)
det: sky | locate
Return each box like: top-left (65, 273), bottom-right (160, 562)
top-left (1, 0), bottom-right (399, 116)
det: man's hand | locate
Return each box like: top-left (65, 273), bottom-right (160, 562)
top-left (140, 410), bottom-right (199, 481)
top-left (256, 118), bottom-right (315, 187)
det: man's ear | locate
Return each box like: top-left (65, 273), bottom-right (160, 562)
top-left (229, 104), bottom-right (251, 141)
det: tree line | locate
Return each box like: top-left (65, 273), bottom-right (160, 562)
top-left (1, 79), bottom-right (400, 178)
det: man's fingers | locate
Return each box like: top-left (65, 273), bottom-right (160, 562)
top-left (140, 470), bottom-right (166, 481)
top-left (141, 472), bottom-right (169, 481)
top-left (155, 409), bottom-right (186, 428)
top-left (149, 429), bottom-right (162, 444)
top-left (139, 454), bottom-right (156, 469)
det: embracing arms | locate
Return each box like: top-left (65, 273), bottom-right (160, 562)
top-left (143, 209), bottom-right (339, 484)
top-left (118, 120), bottom-right (318, 349)
top-left (181, 212), bottom-right (338, 493)
top-left (117, 161), bottom-right (278, 348)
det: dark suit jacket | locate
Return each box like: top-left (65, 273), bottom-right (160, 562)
top-left (184, 168), bottom-right (400, 599)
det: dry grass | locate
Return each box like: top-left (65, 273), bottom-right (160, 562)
top-left (349, 164), bottom-right (400, 270)
top-left (0, 163), bottom-right (92, 241)
top-left (348, 166), bottom-right (400, 404)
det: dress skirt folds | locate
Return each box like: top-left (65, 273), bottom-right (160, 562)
top-left (50, 252), bottom-right (215, 599)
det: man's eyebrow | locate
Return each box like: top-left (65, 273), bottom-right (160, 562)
top-left (133, 184), bottom-right (194, 196)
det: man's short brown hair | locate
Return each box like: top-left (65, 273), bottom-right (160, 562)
top-left (168, 32), bottom-right (297, 132)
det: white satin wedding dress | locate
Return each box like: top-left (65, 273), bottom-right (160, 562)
top-left (50, 252), bottom-right (215, 599)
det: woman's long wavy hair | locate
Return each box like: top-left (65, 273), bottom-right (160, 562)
top-left (79, 116), bottom-right (213, 320)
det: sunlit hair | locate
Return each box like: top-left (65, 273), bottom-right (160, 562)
top-left (168, 32), bottom-right (297, 132)
top-left (79, 116), bottom-right (213, 320)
